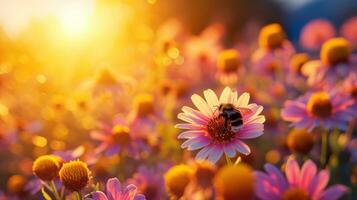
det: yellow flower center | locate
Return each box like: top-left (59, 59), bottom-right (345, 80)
top-left (7, 175), bottom-right (27, 197)
top-left (307, 92), bottom-right (332, 118)
top-left (33, 155), bottom-right (63, 181)
top-left (217, 49), bottom-right (241, 73)
top-left (259, 23), bottom-right (286, 49)
top-left (214, 164), bottom-right (255, 200)
top-left (111, 125), bottom-right (131, 145)
top-left (287, 129), bottom-right (314, 154)
top-left (282, 188), bottom-right (311, 200)
top-left (207, 116), bottom-right (236, 143)
top-left (96, 68), bottom-right (117, 86)
top-left (321, 38), bottom-right (351, 65)
top-left (194, 161), bottom-right (217, 188)
top-left (290, 53), bottom-right (310, 74)
top-left (59, 160), bottom-right (91, 191)
top-left (164, 164), bottom-right (193, 198)
top-left (134, 93), bottom-right (155, 117)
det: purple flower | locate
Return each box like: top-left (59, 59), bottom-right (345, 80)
top-left (54, 145), bottom-right (85, 162)
top-left (281, 90), bottom-right (355, 131)
top-left (254, 159), bottom-right (348, 200)
top-left (175, 87), bottom-right (265, 163)
top-left (86, 178), bottom-right (145, 200)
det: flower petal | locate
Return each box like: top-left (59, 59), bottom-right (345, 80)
top-left (106, 178), bottom-right (122, 200)
top-left (285, 159), bottom-right (300, 187)
top-left (207, 145), bottom-right (224, 163)
top-left (233, 140), bottom-right (251, 155)
top-left (219, 87), bottom-right (232, 104)
top-left (317, 185), bottom-right (348, 200)
top-left (191, 94), bottom-right (213, 117)
top-left (177, 130), bottom-right (205, 139)
top-left (91, 191), bottom-right (109, 200)
top-left (236, 92), bottom-right (250, 107)
top-left (204, 89), bottom-right (220, 110)
top-left (300, 160), bottom-right (317, 191)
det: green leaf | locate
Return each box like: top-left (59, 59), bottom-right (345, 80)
top-left (41, 188), bottom-right (53, 200)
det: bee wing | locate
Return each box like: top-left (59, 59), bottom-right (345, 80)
top-left (236, 107), bottom-right (253, 116)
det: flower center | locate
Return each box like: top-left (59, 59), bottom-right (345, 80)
top-left (351, 86), bottom-right (357, 98)
top-left (307, 92), bottom-right (332, 118)
top-left (282, 188), bottom-right (311, 200)
top-left (321, 38), bottom-right (351, 65)
top-left (217, 49), bottom-right (240, 74)
top-left (111, 125), bottom-right (131, 145)
top-left (259, 23), bottom-right (286, 49)
top-left (290, 53), bottom-right (310, 74)
top-left (207, 116), bottom-right (236, 143)
top-left (287, 129), bottom-right (314, 154)
top-left (134, 94), bottom-right (155, 117)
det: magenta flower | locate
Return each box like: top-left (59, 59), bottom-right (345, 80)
top-left (86, 178), bottom-right (145, 200)
top-left (254, 159), bottom-right (348, 200)
top-left (175, 87), bottom-right (265, 163)
top-left (300, 19), bottom-right (335, 50)
top-left (281, 90), bottom-right (355, 131)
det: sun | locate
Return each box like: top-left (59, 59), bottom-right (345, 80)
top-left (56, 1), bottom-right (94, 36)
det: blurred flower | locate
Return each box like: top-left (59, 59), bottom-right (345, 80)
top-left (59, 160), bottom-right (91, 191)
top-left (32, 155), bottom-right (62, 181)
top-left (192, 161), bottom-right (217, 189)
top-left (340, 16), bottom-right (357, 48)
top-left (176, 87), bottom-right (265, 163)
top-left (127, 166), bottom-right (165, 200)
top-left (216, 49), bottom-right (243, 85)
top-left (214, 164), bottom-right (254, 200)
top-left (252, 24), bottom-right (295, 77)
top-left (300, 19), bottom-right (335, 50)
top-left (302, 38), bottom-right (357, 87)
top-left (281, 91), bottom-right (355, 131)
top-left (7, 175), bottom-right (28, 198)
top-left (54, 145), bottom-right (85, 162)
top-left (287, 129), bottom-right (314, 155)
top-left (86, 177), bottom-right (145, 200)
top-left (164, 164), bottom-right (193, 198)
top-left (254, 159), bottom-right (348, 200)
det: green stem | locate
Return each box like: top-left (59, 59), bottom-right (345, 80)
top-left (75, 191), bottom-right (83, 200)
top-left (320, 130), bottom-right (328, 167)
top-left (49, 180), bottom-right (61, 200)
top-left (225, 154), bottom-right (232, 166)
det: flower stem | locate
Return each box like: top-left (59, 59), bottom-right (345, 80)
top-left (225, 154), bottom-right (232, 166)
top-left (75, 191), bottom-right (83, 200)
top-left (49, 180), bottom-right (61, 200)
top-left (234, 156), bottom-right (242, 165)
top-left (320, 130), bottom-right (328, 167)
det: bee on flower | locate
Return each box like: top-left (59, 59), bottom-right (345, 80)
top-left (176, 87), bottom-right (265, 163)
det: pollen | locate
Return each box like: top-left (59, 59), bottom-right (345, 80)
top-left (164, 164), bottom-right (193, 198)
top-left (320, 38), bottom-right (351, 65)
top-left (282, 188), bottom-right (311, 200)
top-left (307, 92), bottom-right (333, 118)
top-left (214, 164), bottom-right (255, 200)
top-left (32, 155), bottom-right (63, 181)
top-left (59, 160), bottom-right (91, 191)
top-left (111, 125), bottom-right (131, 145)
top-left (207, 116), bottom-right (236, 143)
top-left (217, 49), bottom-right (241, 74)
top-left (259, 23), bottom-right (286, 49)
top-left (287, 129), bottom-right (314, 154)
top-left (134, 93), bottom-right (155, 117)
top-left (290, 53), bottom-right (310, 74)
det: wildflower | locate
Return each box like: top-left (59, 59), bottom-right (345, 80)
top-left (340, 16), bottom-right (357, 47)
top-left (290, 53), bottom-right (310, 75)
top-left (287, 129), bottom-right (314, 154)
top-left (164, 164), bottom-right (193, 198)
top-left (254, 159), bottom-right (348, 200)
top-left (32, 155), bottom-right (62, 181)
top-left (7, 175), bottom-right (28, 197)
top-left (281, 91), bottom-right (355, 131)
top-left (214, 164), bottom-right (255, 200)
top-left (216, 49), bottom-right (243, 85)
top-left (300, 19), bottom-right (335, 50)
top-left (303, 38), bottom-right (357, 87)
top-left (193, 161), bottom-right (217, 188)
top-left (133, 93), bottom-right (155, 118)
top-left (252, 24), bottom-right (295, 77)
top-left (86, 177), bottom-right (145, 200)
top-left (176, 87), bottom-right (265, 163)
top-left (59, 160), bottom-right (91, 191)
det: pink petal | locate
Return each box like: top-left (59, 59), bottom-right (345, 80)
top-left (309, 170), bottom-right (329, 198)
top-left (123, 184), bottom-right (138, 200)
top-left (264, 164), bottom-right (288, 193)
top-left (317, 185), bottom-right (348, 200)
top-left (300, 160), bottom-right (317, 190)
top-left (223, 143), bottom-right (236, 158)
top-left (91, 191), bottom-right (109, 200)
top-left (207, 145), bottom-right (224, 163)
top-left (237, 123), bottom-right (264, 139)
top-left (175, 123), bottom-right (203, 130)
top-left (91, 131), bottom-right (109, 141)
top-left (177, 130), bottom-right (205, 139)
top-left (177, 113), bottom-right (207, 125)
top-left (233, 140), bottom-right (251, 155)
top-left (182, 106), bottom-right (210, 122)
top-left (195, 145), bottom-right (213, 160)
top-left (106, 178), bottom-right (122, 200)
top-left (285, 159), bottom-right (300, 187)
top-left (187, 137), bottom-right (210, 151)
top-left (191, 94), bottom-right (213, 117)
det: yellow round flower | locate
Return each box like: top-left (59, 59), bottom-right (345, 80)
top-left (320, 38), bottom-right (351, 65)
top-left (59, 160), bottom-right (91, 191)
top-left (164, 164), bottom-right (193, 198)
top-left (32, 155), bottom-right (62, 181)
top-left (259, 23), bottom-right (286, 49)
top-left (214, 164), bottom-right (255, 200)
top-left (307, 92), bottom-right (332, 118)
top-left (217, 49), bottom-right (241, 73)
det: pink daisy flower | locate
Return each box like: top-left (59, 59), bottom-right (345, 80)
top-left (281, 90), bottom-right (355, 131)
top-left (300, 19), bottom-right (336, 50)
top-left (254, 159), bottom-right (348, 200)
top-left (340, 16), bottom-right (357, 48)
top-left (175, 87), bottom-right (265, 163)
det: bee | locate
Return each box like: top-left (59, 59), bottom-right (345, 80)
top-left (217, 103), bottom-right (252, 132)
